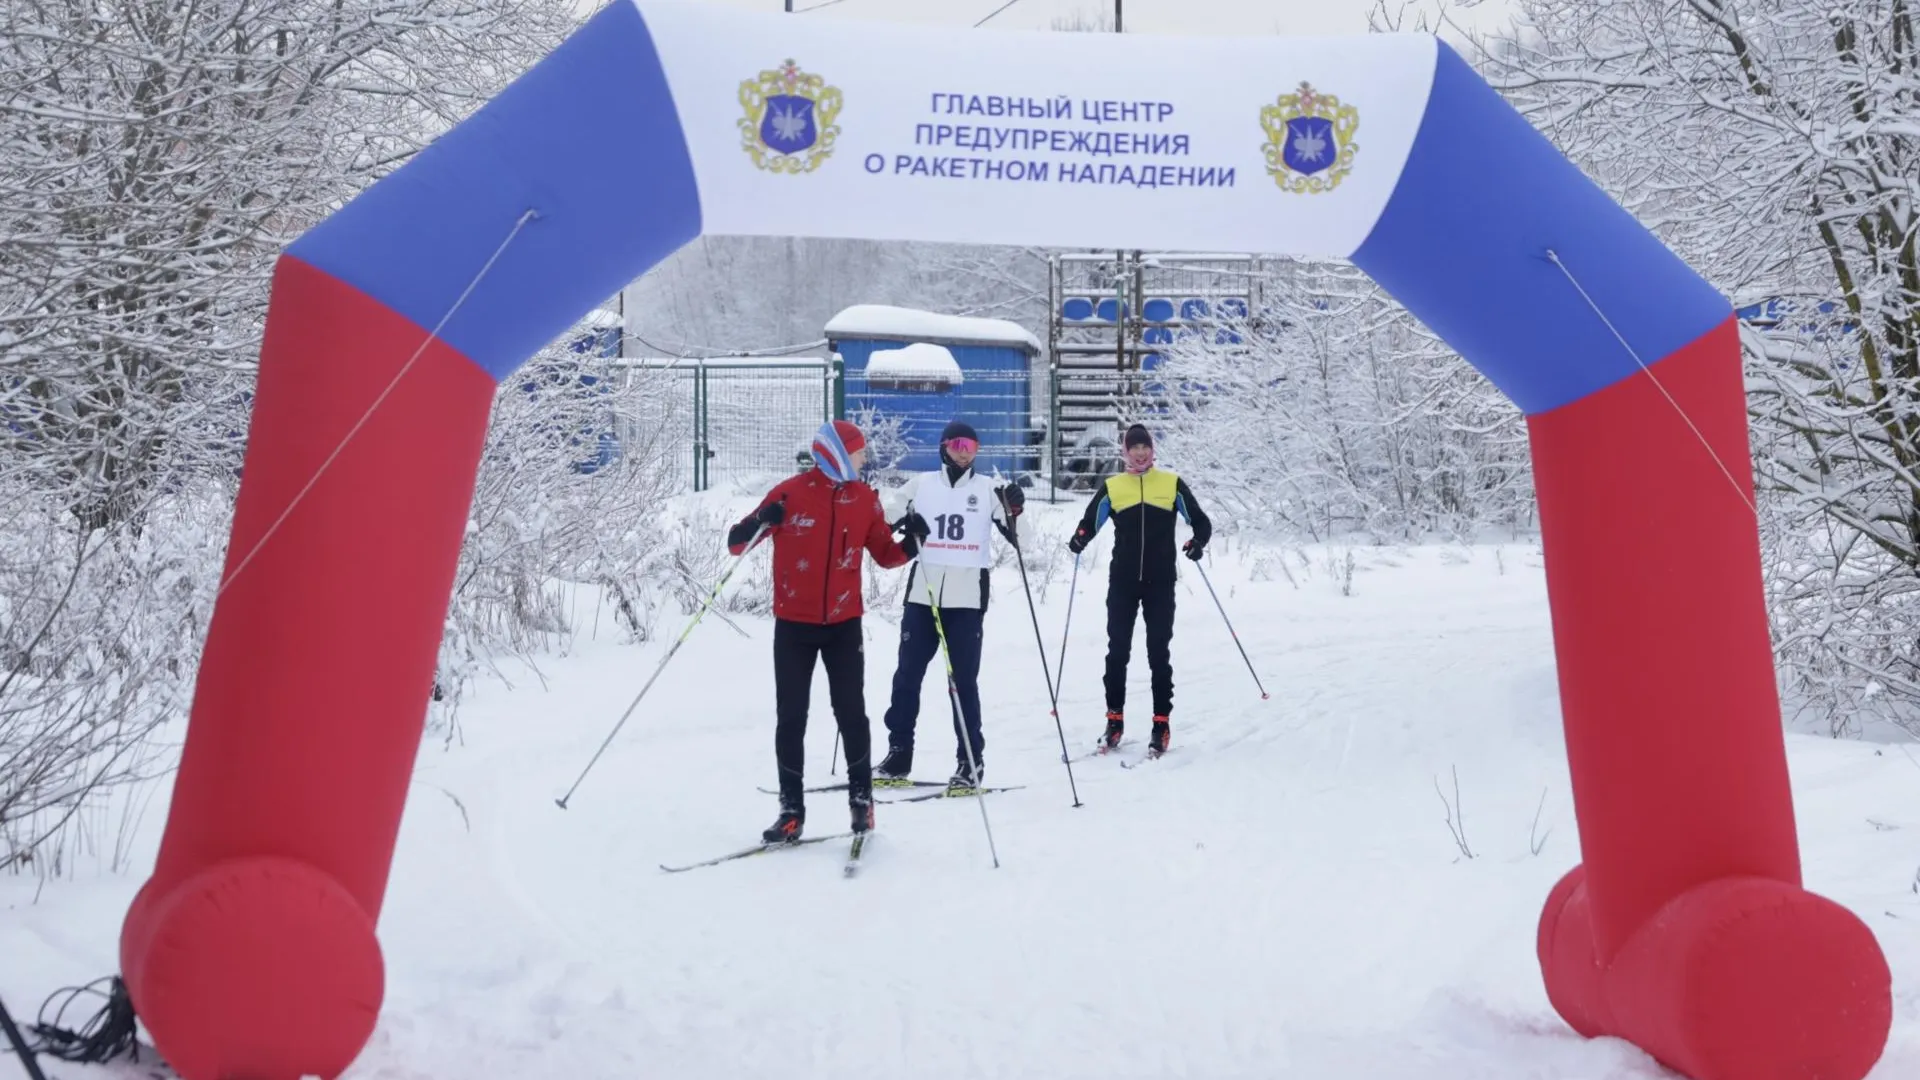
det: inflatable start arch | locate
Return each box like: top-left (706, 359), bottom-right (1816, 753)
top-left (119, 2), bottom-right (1893, 1077)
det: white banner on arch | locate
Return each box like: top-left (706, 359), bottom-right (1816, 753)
top-left (632, 0), bottom-right (1437, 259)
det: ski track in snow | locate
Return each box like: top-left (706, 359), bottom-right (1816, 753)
top-left (6, 515), bottom-right (1920, 1079)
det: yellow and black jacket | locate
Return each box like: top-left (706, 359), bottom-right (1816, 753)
top-left (1072, 467), bottom-right (1211, 584)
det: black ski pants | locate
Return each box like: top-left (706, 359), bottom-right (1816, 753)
top-left (773, 617), bottom-right (870, 809)
top-left (882, 602), bottom-right (985, 768)
top-left (1104, 574), bottom-right (1176, 717)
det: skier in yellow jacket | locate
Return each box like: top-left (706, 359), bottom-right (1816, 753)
top-left (1066, 424), bottom-right (1211, 756)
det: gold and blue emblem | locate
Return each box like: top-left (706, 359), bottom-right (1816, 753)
top-left (738, 60), bottom-right (843, 174)
top-left (1260, 82), bottom-right (1358, 194)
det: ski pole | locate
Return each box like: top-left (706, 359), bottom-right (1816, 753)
top-left (1192, 558), bottom-right (1269, 700)
top-left (921, 570), bottom-right (1001, 868)
top-left (830, 729), bottom-right (840, 776)
top-left (556, 523), bottom-right (768, 808)
top-left (998, 490), bottom-right (1081, 808)
top-left (0, 990), bottom-right (50, 1080)
top-left (1053, 552), bottom-right (1080, 761)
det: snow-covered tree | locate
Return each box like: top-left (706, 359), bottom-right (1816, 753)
top-left (0, 0), bottom-right (579, 527)
top-left (0, 0), bottom-right (582, 871)
top-left (1478, 0), bottom-right (1920, 734)
top-left (1155, 259), bottom-right (1535, 544)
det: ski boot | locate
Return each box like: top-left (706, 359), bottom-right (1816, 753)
top-left (762, 802), bottom-right (804, 844)
top-left (1098, 711), bottom-right (1124, 752)
top-left (948, 760), bottom-right (982, 795)
top-left (850, 793), bottom-right (875, 834)
top-left (874, 746), bottom-right (914, 789)
top-left (1149, 715), bottom-right (1171, 757)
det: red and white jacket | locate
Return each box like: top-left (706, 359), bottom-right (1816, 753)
top-left (728, 467), bottom-right (910, 625)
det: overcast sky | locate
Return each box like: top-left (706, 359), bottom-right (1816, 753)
top-left (631, 0), bottom-right (1520, 43)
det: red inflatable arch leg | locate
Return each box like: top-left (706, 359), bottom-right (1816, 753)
top-left (119, 258), bottom-right (493, 1079)
top-left (1351, 42), bottom-right (1893, 1078)
top-left (1527, 321), bottom-right (1891, 1080)
top-left (119, 7), bottom-right (702, 1073)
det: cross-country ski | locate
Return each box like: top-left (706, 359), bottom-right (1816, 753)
top-left (757, 780), bottom-right (948, 796)
top-left (877, 784), bottom-right (1026, 804)
top-left (659, 832), bottom-right (858, 875)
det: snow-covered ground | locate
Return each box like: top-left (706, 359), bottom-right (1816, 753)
top-left (5, 499), bottom-right (1919, 1079)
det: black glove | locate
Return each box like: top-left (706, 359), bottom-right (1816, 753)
top-left (728, 498), bottom-right (783, 548)
top-left (1183, 538), bottom-right (1205, 562)
top-left (1067, 527), bottom-right (1091, 555)
top-left (1000, 484), bottom-right (1025, 518)
top-left (894, 512), bottom-right (929, 559)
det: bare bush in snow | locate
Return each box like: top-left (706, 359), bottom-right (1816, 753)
top-left (1436, 764), bottom-right (1477, 861)
top-left (0, 479), bottom-right (233, 875)
top-left (432, 336), bottom-right (684, 727)
top-left (848, 406), bottom-right (913, 483)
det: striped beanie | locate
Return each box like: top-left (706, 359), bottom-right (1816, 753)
top-left (811, 420), bottom-right (866, 483)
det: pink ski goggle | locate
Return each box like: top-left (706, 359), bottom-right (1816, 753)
top-left (945, 437), bottom-right (979, 453)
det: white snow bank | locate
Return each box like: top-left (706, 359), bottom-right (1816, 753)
top-left (865, 342), bottom-right (963, 386)
top-left (825, 304), bottom-right (1041, 353)
top-left (8, 528), bottom-right (1918, 1080)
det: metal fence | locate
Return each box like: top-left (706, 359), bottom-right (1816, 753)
top-left (610, 355), bottom-right (1161, 496)
top-left (612, 357), bottom-right (833, 492)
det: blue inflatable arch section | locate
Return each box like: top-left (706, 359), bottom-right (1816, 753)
top-left (118, 3), bottom-right (1892, 1080)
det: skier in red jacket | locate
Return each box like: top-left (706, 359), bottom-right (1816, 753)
top-left (726, 419), bottom-right (919, 844)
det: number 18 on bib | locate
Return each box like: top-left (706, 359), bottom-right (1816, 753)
top-left (913, 483), bottom-right (994, 569)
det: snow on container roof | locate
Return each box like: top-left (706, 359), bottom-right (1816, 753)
top-left (825, 304), bottom-right (1041, 353)
top-left (867, 342), bottom-right (963, 385)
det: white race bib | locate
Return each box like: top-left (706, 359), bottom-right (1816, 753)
top-left (912, 478), bottom-right (995, 569)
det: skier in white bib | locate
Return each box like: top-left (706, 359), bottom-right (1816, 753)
top-left (877, 420), bottom-right (1024, 792)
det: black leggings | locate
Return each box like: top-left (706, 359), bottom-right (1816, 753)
top-left (773, 617), bottom-right (870, 807)
top-left (1104, 575), bottom-right (1176, 717)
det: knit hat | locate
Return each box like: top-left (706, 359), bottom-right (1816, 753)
top-left (940, 420), bottom-right (979, 445)
top-left (1123, 423), bottom-right (1154, 449)
top-left (938, 419), bottom-right (978, 473)
top-left (812, 420), bottom-right (865, 482)
top-left (832, 419), bottom-right (865, 454)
